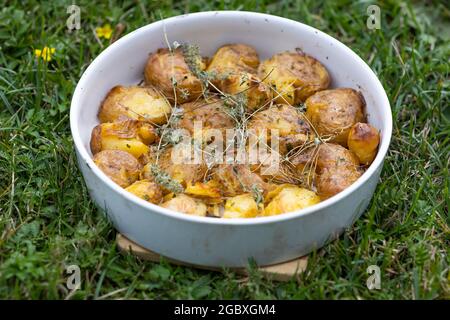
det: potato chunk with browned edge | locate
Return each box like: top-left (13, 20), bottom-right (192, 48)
top-left (177, 98), bottom-right (235, 137)
top-left (93, 150), bottom-right (142, 188)
top-left (211, 164), bottom-right (268, 197)
top-left (141, 146), bottom-right (208, 188)
top-left (259, 51), bottom-right (330, 105)
top-left (347, 122), bottom-right (380, 165)
top-left (207, 44), bottom-right (270, 111)
top-left (125, 180), bottom-right (163, 204)
top-left (145, 48), bottom-right (206, 104)
top-left (98, 86), bottom-right (171, 125)
top-left (316, 166), bottom-right (362, 200)
top-left (90, 120), bottom-right (157, 159)
top-left (306, 88), bottom-right (365, 145)
top-left (161, 194), bottom-right (207, 216)
top-left (315, 143), bottom-right (362, 199)
top-left (248, 104), bottom-right (313, 155)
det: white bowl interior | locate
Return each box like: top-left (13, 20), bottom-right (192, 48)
top-left (71, 11), bottom-right (391, 223)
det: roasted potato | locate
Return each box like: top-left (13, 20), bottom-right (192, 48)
top-left (93, 150), bottom-right (142, 188)
top-left (144, 48), bottom-right (206, 104)
top-left (316, 166), bottom-right (362, 199)
top-left (208, 44), bottom-right (260, 72)
top-left (207, 44), bottom-right (270, 111)
top-left (288, 146), bottom-right (318, 184)
top-left (141, 146), bottom-right (208, 187)
top-left (305, 88), bottom-right (365, 145)
top-left (90, 120), bottom-right (157, 159)
top-left (263, 184), bottom-right (320, 216)
top-left (290, 143), bottom-right (361, 195)
top-left (223, 193), bottom-right (261, 218)
top-left (316, 143), bottom-right (360, 170)
top-left (98, 86), bottom-right (171, 125)
top-left (161, 194), bottom-right (207, 216)
top-left (184, 180), bottom-right (223, 205)
top-left (177, 98), bottom-right (235, 137)
top-left (313, 143), bottom-right (362, 199)
top-left (258, 51), bottom-right (330, 105)
top-left (347, 122), bottom-right (380, 165)
top-left (211, 164), bottom-right (268, 197)
top-left (125, 180), bottom-right (163, 204)
top-left (291, 142), bottom-right (359, 173)
top-left (248, 104), bottom-right (313, 155)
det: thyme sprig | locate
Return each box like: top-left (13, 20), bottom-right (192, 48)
top-left (150, 164), bottom-right (184, 193)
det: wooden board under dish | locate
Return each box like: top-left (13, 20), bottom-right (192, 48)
top-left (116, 233), bottom-right (308, 282)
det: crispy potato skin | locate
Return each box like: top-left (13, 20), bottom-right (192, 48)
top-left (263, 185), bottom-right (320, 216)
top-left (316, 143), bottom-right (360, 170)
top-left (161, 194), bottom-right (207, 216)
top-left (220, 72), bottom-right (270, 112)
top-left (90, 120), bottom-right (157, 159)
top-left (306, 88), bottom-right (366, 145)
top-left (259, 51), bottom-right (330, 105)
top-left (315, 143), bottom-right (362, 199)
top-left (141, 146), bottom-right (208, 187)
top-left (144, 48), bottom-right (205, 103)
top-left (317, 167), bottom-right (361, 199)
top-left (177, 98), bottom-right (235, 136)
top-left (211, 164), bottom-right (268, 197)
top-left (98, 86), bottom-right (171, 125)
top-left (347, 122), bottom-right (380, 165)
top-left (223, 193), bottom-right (260, 218)
top-left (184, 181), bottom-right (222, 205)
top-left (125, 180), bottom-right (163, 204)
top-left (290, 143), bottom-right (362, 199)
top-left (248, 104), bottom-right (313, 155)
top-left (93, 150), bottom-right (142, 188)
top-left (207, 44), bottom-right (270, 111)
top-left (207, 44), bottom-right (260, 73)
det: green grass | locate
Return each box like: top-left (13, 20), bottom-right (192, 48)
top-left (0, 0), bottom-right (448, 299)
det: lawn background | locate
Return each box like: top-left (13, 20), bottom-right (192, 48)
top-left (0, 0), bottom-right (448, 299)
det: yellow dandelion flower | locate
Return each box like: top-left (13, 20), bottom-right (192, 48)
top-left (34, 47), bottom-right (56, 62)
top-left (96, 24), bottom-right (113, 40)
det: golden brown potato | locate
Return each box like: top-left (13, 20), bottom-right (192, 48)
top-left (305, 88), bottom-right (365, 145)
top-left (161, 194), bottom-right (207, 216)
top-left (144, 48), bottom-right (206, 104)
top-left (98, 86), bottom-right (172, 125)
top-left (177, 98), bottom-right (235, 137)
top-left (211, 164), bottom-right (268, 197)
top-left (262, 184), bottom-right (320, 216)
top-left (258, 51), bottom-right (330, 105)
top-left (347, 122), bottom-right (380, 165)
top-left (185, 180), bottom-right (221, 199)
top-left (248, 104), bottom-right (313, 155)
top-left (290, 143), bottom-right (359, 173)
top-left (125, 180), bottom-right (163, 204)
top-left (220, 72), bottom-right (270, 112)
top-left (310, 143), bottom-right (362, 199)
top-left (90, 120), bottom-right (157, 159)
top-left (288, 146), bottom-right (318, 180)
top-left (316, 166), bottom-right (362, 199)
top-left (223, 193), bottom-right (261, 218)
top-left (207, 44), bottom-right (270, 111)
top-left (141, 146), bottom-right (208, 187)
top-left (93, 150), bottom-right (142, 188)
top-left (207, 44), bottom-right (260, 74)
top-left (316, 143), bottom-right (360, 171)
top-left (290, 143), bottom-right (361, 194)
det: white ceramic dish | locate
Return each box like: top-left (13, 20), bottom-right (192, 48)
top-left (70, 11), bottom-right (392, 267)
